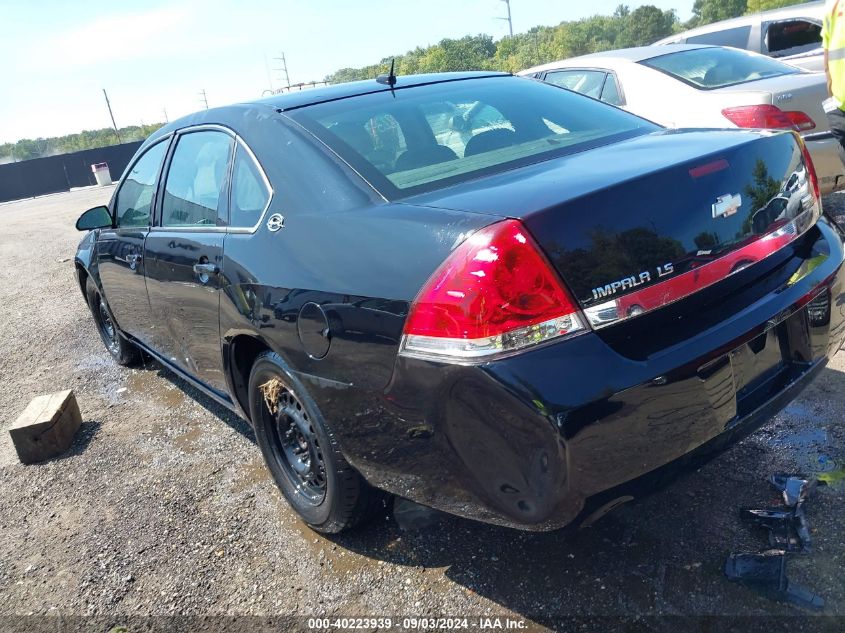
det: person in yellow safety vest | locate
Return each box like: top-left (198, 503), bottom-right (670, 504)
top-left (824, 0), bottom-right (845, 163)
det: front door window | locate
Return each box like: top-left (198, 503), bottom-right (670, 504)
top-left (115, 140), bottom-right (168, 228)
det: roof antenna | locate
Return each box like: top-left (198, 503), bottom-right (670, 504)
top-left (376, 58), bottom-right (397, 88)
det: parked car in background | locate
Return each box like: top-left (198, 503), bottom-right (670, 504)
top-left (522, 44), bottom-right (845, 193)
top-left (654, 1), bottom-right (824, 71)
top-left (74, 72), bottom-right (845, 535)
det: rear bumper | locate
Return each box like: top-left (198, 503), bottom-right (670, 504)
top-left (317, 220), bottom-right (845, 531)
top-left (805, 134), bottom-right (845, 194)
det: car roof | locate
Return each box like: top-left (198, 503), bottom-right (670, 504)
top-left (653, 0), bottom-right (824, 44)
top-left (520, 44), bottom-right (713, 74)
top-left (144, 71), bottom-right (514, 148)
top-left (251, 71), bottom-right (510, 112)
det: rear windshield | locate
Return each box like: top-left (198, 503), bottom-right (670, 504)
top-left (641, 46), bottom-right (801, 89)
top-left (287, 76), bottom-right (657, 198)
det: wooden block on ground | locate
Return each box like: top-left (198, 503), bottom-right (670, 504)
top-left (9, 390), bottom-right (82, 464)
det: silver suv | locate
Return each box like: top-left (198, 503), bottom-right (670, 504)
top-left (654, 1), bottom-right (824, 71)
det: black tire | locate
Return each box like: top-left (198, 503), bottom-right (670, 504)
top-left (85, 277), bottom-right (140, 366)
top-left (248, 351), bottom-right (382, 533)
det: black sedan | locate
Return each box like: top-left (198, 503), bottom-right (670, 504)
top-left (74, 71), bottom-right (845, 533)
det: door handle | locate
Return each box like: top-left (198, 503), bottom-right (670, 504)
top-left (193, 263), bottom-right (220, 275)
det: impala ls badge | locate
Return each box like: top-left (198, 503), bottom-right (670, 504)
top-left (266, 213), bottom-right (285, 232)
top-left (712, 193), bottom-right (741, 219)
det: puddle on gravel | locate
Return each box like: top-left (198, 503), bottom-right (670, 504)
top-left (290, 518), bottom-right (371, 577)
top-left (261, 493), bottom-right (372, 576)
top-left (173, 424), bottom-right (204, 454)
top-left (772, 426), bottom-right (838, 473)
top-left (82, 353), bottom-right (188, 410)
top-left (125, 371), bottom-right (186, 409)
top-left (230, 458), bottom-right (271, 494)
top-left (781, 402), bottom-right (823, 421)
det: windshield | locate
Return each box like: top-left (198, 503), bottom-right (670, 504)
top-left (641, 46), bottom-right (801, 89)
top-left (287, 76), bottom-right (657, 198)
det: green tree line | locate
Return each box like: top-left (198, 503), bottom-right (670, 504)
top-left (1, 0), bottom-right (805, 161)
top-left (326, 0), bottom-right (808, 83)
top-left (0, 123), bottom-right (163, 163)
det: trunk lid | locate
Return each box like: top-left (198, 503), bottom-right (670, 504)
top-left (406, 128), bottom-right (819, 329)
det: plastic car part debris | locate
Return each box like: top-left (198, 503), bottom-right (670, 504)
top-left (726, 472), bottom-right (826, 609)
top-left (393, 497), bottom-right (445, 531)
top-left (737, 473), bottom-right (820, 554)
top-left (793, 507), bottom-right (813, 552)
top-left (769, 473), bottom-right (817, 507)
top-left (740, 507), bottom-right (802, 552)
top-left (740, 505), bottom-right (812, 553)
top-left (724, 551), bottom-right (824, 610)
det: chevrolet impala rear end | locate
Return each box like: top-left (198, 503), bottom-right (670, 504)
top-left (76, 73), bottom-right (845, 532)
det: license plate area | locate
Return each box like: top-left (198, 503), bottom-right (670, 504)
top-left (732, 318), bottom-right (801, 417)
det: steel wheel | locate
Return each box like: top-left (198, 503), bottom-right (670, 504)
top-left (97, 298), bottom-right (120, 355)
top-left (247, 351), bottom-right (383, 533)
top-left (268, 389), bottom-right (327, 505)
top-left (85, 276), bottom-right (140, 367)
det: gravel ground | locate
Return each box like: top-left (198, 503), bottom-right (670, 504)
top-left (1, 187), bottom-right (845, 631)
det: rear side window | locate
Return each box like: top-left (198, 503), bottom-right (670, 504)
top-left (686, 25), bottom-right (751, 49)
top-left (544, 69), bottom-right (607, 99)
top-left (641, 46), bottom-right (800, 89)
top-left (544, 69), bottom-right (624, 106)
top-left (601, 76), bottom-right (623, 106)
top-left (765, 19), bottom-right (821, 56)
top-left (230, 145), bottom-right (271, 228)
top-left (161, 131), bottom-right (233, 227)
top-left (115, 140), bottom-right (168, 228)
top-left (289, 76), bottom-right (656, 198)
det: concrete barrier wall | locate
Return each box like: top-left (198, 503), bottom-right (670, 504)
top-left (0, 141), bottom-right (144, 204)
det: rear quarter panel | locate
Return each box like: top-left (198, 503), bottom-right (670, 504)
top-left (219, 202), bottom-right (493, 394)
top-left (615, 64), bottom-right (700, 127)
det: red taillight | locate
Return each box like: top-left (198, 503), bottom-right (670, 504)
top-left (796, 132), bottom-right (821, 201)
top-left (721, 105), bottom-right (816, 132)
top-left (786, 111), bottom-right (817, 132)
top-left (400, 219), bottom-right (586, 361)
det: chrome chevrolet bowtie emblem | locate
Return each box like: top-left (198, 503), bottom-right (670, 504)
top-left (266, 213), bottom-right (285, 232)
top-left (712, 193), bottom-right (741, 219)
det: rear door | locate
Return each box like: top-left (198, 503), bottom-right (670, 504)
top-left (143, 127), bottom-right (234, 392)
top-left (96, 139), bottom-right (170, 346)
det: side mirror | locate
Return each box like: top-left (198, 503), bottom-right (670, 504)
top-left (76, 205), bottom-right (113, 231)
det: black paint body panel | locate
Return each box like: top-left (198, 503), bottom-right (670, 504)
top-left (74, 74), bottom-right (845, 531)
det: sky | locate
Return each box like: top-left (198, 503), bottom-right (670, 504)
top-left (0, 0), bottom-right (695, 144)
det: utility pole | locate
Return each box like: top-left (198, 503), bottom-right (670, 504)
top-left (199, 89), bottom-right (209, 109)
top-left (273, 52), bottom-right (290, 91)
top-left (496, 0), bottom-right (513, 37)
top-left (264, 53), bottom-right (275, 92)
top-left (162, 107), bottom-right (169, 123)
top-left (102, 89), bottom-right (122, 143)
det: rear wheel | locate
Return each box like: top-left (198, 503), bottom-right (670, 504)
top-left (85, 277), bottom-right (140, 366)
top-left (248, 351), bottom-right (382, 533)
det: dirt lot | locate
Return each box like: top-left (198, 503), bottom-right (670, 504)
top-left (1, 187), bottom-right (844, 631)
